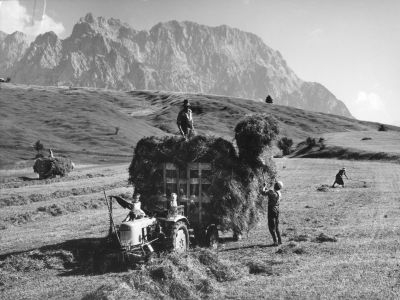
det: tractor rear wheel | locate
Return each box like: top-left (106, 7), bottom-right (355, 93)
top-left (171, 221), bottom-right (189, 252)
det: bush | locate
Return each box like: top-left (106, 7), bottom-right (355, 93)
top-left (378, 124), bottom-right (387, 131)
top-left (318, 137), bottom-right (326, 150)
top-left (33, 140), bottom-right (44, 155)
top-left (306, 137), bottom-right (316, 148)
top-left (277, 137), bottom-right (293, 155)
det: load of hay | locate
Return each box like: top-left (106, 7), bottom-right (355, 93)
top-left (33, 157), bottom-right (74, 179)
top-left (129, 114), bottom-right (279, 233)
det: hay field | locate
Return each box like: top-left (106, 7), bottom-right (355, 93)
top-left (1, 83), bottom-right (397, 168)
top-left (1, 158), bottom-right (400, 299)
top-left (323, 131), bottom-right (400, 154)
top-left (2, 84), bottom-right (400, 299)
top-left (296, 131), bottom-right (400, 163)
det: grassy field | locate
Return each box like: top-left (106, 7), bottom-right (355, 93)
top-left (2, 83), bottom-right (397, 168)
top-left (323, 131), bottom-right (400, 154)
top-left (294, 130), bottom-right (400, 163)
top-left (1, 158), bottom-right (399, 299)
top-left (2, 83), bottom-right (400, 299)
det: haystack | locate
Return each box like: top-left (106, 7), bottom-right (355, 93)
top-left (33, 157), bottom-right (74, 179)
top-left (129, 114), bottom-right (279, 233)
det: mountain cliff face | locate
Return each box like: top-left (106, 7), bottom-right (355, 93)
top-left (2, 14), bottom-right (352, 117)
top-left (0, 31), bottom-right (29, 75)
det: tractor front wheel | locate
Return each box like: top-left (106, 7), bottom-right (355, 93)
top-left (171, 221), bottom-right (189, 252)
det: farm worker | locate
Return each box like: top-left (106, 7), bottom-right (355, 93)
top-left (332, 167), bottom-right (348, 188)
top-left (177, 99), bottom-right (195, 140)
top-left (123, 193), bottom-right (145, 221)
top-left (170, 193), bottom-right (178, 207)
top-left (48, 148), bottom-right (54, 158)
top-left (261, 181), bottom-right (283, 246)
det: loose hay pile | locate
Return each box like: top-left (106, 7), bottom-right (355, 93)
top-left (129, 114), bottom-right (279, 233)
top-left (33, 157), bottom-right (74, 179)
top-left (84, 250), bottom-right (242, 300)
top-left (316, 184), bottom-right (330, 192)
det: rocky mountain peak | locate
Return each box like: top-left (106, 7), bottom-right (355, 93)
top-left (2, 14), bottom-right (353, 117)
top-left (72, 12), bottom-right (133, 40)
top-left (0, 31), bottom-right (29, 76)
top-left (34, 31), bottom-right (59, 46)
top-left (0, 31), bottom-right (7, 41)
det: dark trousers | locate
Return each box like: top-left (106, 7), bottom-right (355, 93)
top-left (268, 210), bottom-right (281, 244)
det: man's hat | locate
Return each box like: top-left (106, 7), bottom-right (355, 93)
top-left (274, 181), bottom-right (283, 190)
top-left (342, 167), bottom-right (346, 170)
top-left (183, 99), bottom-right (191, 107)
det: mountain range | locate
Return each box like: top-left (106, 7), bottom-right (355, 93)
top-left (0, 13), bottom-right (352, 117)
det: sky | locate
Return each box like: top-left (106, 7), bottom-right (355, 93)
top-left (0, 0), bottom-right (399, 126)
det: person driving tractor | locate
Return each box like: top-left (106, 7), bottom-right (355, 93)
top-left (123, 193), bottom-right (145, 221)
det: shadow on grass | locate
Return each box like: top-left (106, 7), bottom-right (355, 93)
top-left (19, 176), bottom-right (39, 181)
top-left (220, 243), bottom-right (277, 252)
top-left (0, 236), bottom-right (129, 276)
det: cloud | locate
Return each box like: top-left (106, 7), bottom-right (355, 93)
top-left (348, 91), bottom-right (391, 123)
top-left (308, 28), bottom-right (323, 38)
top-left (0, 0), bottom-right (64, 37)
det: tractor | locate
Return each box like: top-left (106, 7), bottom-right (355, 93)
top-left (105, 162), bottom-right (237, 260)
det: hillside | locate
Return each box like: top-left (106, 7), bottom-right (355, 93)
top-left (0, 83), bottom-right (396, 168)
top-left (0, 14), bottom-right (352, 117)
top-left (293, 131), bottom-right (400, 163)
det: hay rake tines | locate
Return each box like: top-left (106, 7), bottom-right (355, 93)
top-left (103, 190), bottom-right (121, 247)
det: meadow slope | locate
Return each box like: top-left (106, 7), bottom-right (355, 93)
top-left (2, 83), bottom-right (400, 299)
top-left (2, 83), bottom-right (398, 168)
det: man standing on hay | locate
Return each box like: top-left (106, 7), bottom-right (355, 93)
top-left (261, 181), bottom-right (284, 246)
top-left (177, 99), bottom-right (195, 140)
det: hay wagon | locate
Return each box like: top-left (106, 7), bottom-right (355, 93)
top-left (151, 161), bottom-right (229, 248)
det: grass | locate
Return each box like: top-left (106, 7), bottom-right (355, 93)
top-left (2, 84), bottom-right (400, 299)
top-left (2, 84), bottom-right (398, 168)
top-left (1, 158), bottom-right (400, 299)
top-left (293, 131), bottom-right (400, 164)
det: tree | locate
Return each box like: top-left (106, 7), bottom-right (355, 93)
top-left (33, 140), bottom-right (44, 156)
top-left (306, 137), bottom-right (316, 148)
top-left (277, 137), bottom-right (293, 155)
top-left (378, 124), bottom-right (387, 131)
top-left (265, 95), bottom-right (273, 104)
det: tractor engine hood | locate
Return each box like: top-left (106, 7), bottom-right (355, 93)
top-left (119, 217), bottom-right (157, 248)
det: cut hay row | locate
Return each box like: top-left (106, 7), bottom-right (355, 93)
top-left (0, 172), bottom-right (109, 190)
top-left (0, 198), bottom-right (107, 230)
top-left (129, 114), bottom-right (279, 233)
top-left (0, 181), bottom-right (129, 208)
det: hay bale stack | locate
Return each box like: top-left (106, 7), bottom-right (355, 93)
top-left (33, 157), bottom-right (74, 179)
top-left (235, 114), bottom-right (279, 166)
top-left (129, 114), bottom-right (279, 233)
